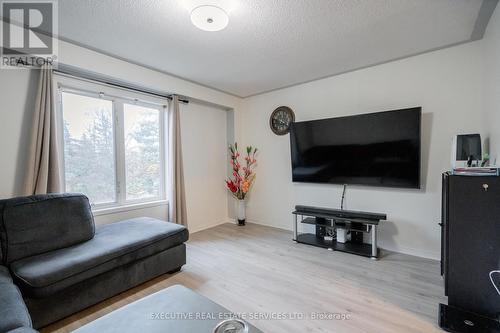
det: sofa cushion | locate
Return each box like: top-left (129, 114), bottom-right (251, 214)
top-left (0, 266), bottom-right (33, 332)
top-left (11, 218), bottom-right (188, 298)
top-left (0, 193), bottom-right (95, 264)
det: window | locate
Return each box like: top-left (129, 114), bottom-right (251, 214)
top-left (57, 76), bottom-right (167, 209)
top-left (123, 103), bottom-right (161, 201)
top-left (62, 92), bottom-right (116, 204)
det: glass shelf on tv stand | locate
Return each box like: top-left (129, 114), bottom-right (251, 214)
top-left (292, 213), bottom-right (379, 259)
top-left (300, 217), bottom-right (371, 233)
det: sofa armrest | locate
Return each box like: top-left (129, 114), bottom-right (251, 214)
top-left (0, 266), bottom-right (33, 333)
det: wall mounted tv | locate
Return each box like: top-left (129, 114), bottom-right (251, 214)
top-left (290, 107), bottom-right (421, 189)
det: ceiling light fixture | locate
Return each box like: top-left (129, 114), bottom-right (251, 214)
top-left (190, 5), bottom-right (229, 32)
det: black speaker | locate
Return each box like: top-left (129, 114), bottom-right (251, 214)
top-left (350, 222), bottom-right (364, 243)
top-left (315, 217), bottom-right (327, 238)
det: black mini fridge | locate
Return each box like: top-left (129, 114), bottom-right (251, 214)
top-left (440, 172), bottom-right (500, 332)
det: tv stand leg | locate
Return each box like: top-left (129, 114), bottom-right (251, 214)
top-left (293, 214), bottom-right (298, 241)
top-left (371, 225), bottom-right (378, 259)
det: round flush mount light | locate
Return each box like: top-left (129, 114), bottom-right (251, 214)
top-left (190, 5), bottom-right (229, 32)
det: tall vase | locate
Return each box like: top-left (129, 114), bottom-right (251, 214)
top-left (237, 199), bottom-right (246, 226)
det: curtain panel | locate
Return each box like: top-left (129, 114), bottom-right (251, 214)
top-left (24, 65), bottom-right (62, 195)
top-left (167, 96), bottom-right (188, 227)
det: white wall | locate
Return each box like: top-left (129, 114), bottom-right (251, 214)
top-left (0, 36), bottom-right (241, 234)
top-left (484, 6), bottom-right (500, 162)
top-left (1, 20), bottom-right (497, 257)
top-left (180, 101), bottom-right (230, 233)
top-left (56, 40), bottom-right (241, 109)
top-left (238, 41), bottom-right (486, 259)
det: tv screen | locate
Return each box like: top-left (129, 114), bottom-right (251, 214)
top-left (290, 107), bottom-right (421, 188)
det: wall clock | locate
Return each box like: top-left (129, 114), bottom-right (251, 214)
top-left (270, 106), bottom-right (295, 135)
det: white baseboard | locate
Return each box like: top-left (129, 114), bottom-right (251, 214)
top-left (383, 245), bottom-right (440, 261)
top-left (189, 219), bottom-right (231, 234)
top-left (246, 219), bottom-right (290, 231)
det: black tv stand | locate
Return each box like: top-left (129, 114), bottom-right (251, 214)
top-left (292, 205), bottom-right (386, 259)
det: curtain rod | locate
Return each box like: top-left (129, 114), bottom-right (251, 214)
top-left (53, 64), bottom-right (189, 104)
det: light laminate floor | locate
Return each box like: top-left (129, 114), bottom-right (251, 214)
top-left (42, 223), bottom-right (446, 333)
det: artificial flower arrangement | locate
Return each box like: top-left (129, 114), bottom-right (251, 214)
top-left (225, 143), bottom-right (258, 200)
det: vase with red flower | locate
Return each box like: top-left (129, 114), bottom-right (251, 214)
top-left (225, 143), bottom-right (258, 226)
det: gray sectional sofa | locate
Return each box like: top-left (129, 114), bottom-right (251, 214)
top-left (0, 193), bottom-right (188, 332)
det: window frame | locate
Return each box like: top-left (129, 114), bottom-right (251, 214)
top-left (54, 74), bottom-right (168, 211)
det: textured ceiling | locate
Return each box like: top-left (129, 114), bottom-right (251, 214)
top-left (50, 0), bottom-right (490, 97)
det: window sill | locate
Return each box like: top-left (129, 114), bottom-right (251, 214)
top-left (92, 200), bottom-right (168, 216)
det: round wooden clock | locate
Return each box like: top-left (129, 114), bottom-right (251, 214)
top-left (270, 106), bottom-right (295, 135)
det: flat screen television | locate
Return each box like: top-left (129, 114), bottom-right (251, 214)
top-left (290, 107), bottom-right (421, 189)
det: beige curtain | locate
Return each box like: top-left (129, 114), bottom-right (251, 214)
top-left (167, 96), bottom-right (188, 226)
top-left (24, 65), bottom-right (62, 195)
